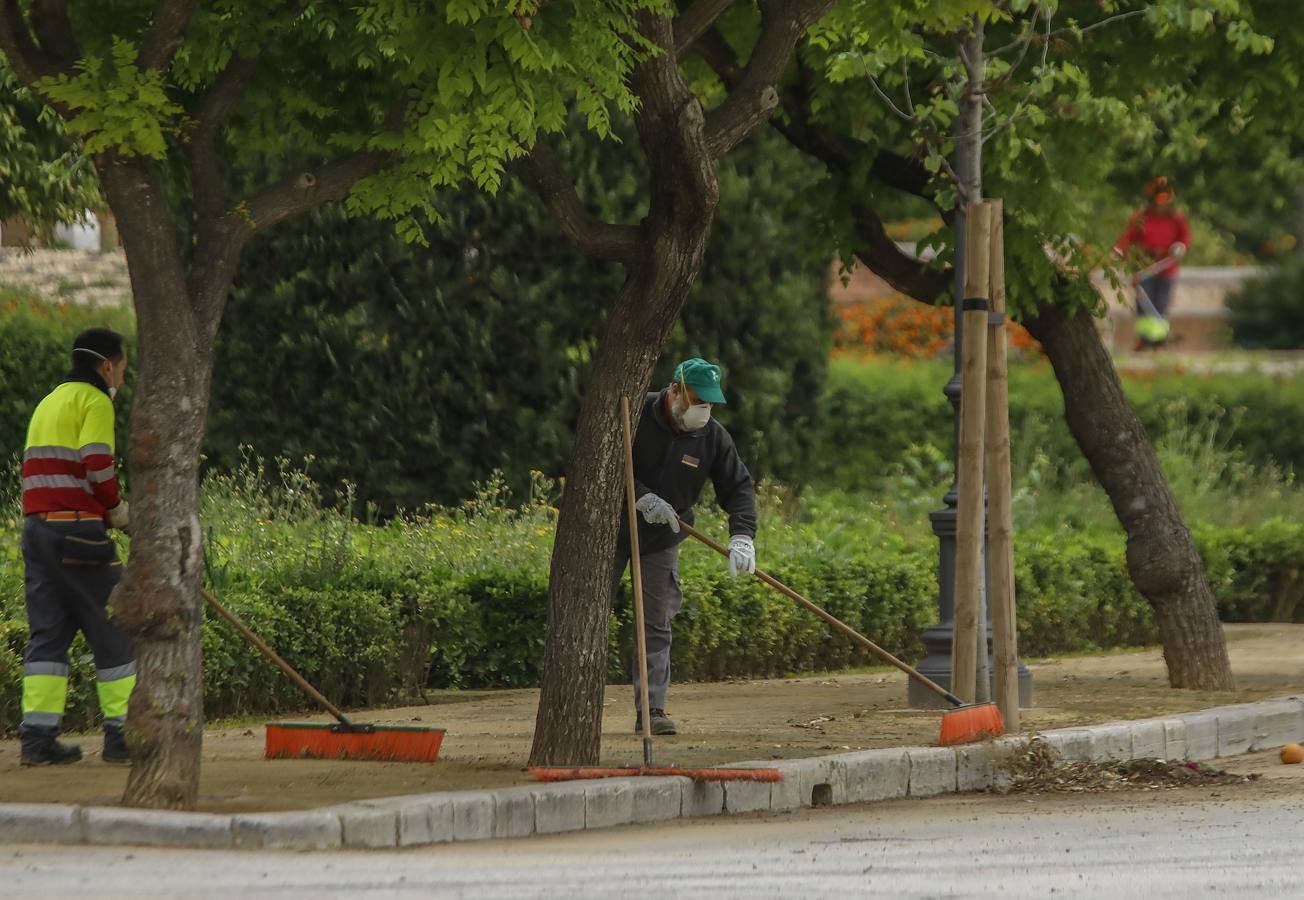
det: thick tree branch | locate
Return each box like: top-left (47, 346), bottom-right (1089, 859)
top-left (138, 0), bottom-right (201, 73)
top-left (673, 0), bottom-right (735, 58)
top-left (694, 24), bottom-right (741, 80)
top-left (243, 151), bottom-right (387, 232)
top-left (239, 92), bottom-right (408, 233)
top-left (849, 201), bottom-right (949, 304)
top-left (0, 0), bottom-right (64, 83)
top-left (520, 141), bottom-right (639, 262)
top-left (705, 84), bottom-right (779, 157)
top-left (186, 54), bottom-right (261, 220)
top-left (30, 0), bottom-right (78, 65)
top-left (774, 50), bottom-right (941, 206)
top-left (869, 149), bottom-right (932, 199)
top-left (702, 0), bottom-right (833, 158)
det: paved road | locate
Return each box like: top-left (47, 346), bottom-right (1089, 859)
top-left (2, 773), bottom-right (1301, 899)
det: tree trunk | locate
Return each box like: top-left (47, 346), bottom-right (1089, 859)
top-left (769, 52), bottom-right (1235, 692)
top-left (98, 158), bottom-right (214, 809)
top-left (1023, 302), bottom-right (1234, 689)
top-left (528, 271), bottom-right (707, 766)
top-left (528, 12), bottom-right (718, 767)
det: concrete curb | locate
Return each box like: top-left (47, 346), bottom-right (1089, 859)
top-left (3, 695), bottom-right (1300, 851)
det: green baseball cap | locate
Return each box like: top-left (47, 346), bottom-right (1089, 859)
top-left (674, 357), bottom-right (727, 404)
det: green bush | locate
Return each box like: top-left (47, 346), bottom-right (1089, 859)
top-left (17, 508), bottom-right (1304, 734)
top-left (1226, 257), bottom-right (1304, 349)
top-left (812, 356), bottom-right (1304, 490)
top-left (0, 290), bottom-right (135, 465)
top-left (1196, 518), bottom-right (1304, 624)
top-left (1013, 530), bottom-right (1157, 656)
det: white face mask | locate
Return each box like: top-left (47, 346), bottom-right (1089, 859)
top-left (108, 386), bottom-right (118, 400)
top-left (677, 398), bottom-right (711, 430)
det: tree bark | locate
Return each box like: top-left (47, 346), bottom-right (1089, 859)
top-left (97, 157), bottom-right (214, 808)
top-left (1022, 302), bottom-right (1234, 689)
top-left (528, 10), bottom-right (719, 767)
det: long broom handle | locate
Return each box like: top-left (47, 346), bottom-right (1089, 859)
top-left (202, 588), bottom-right (355, 728)
top-left (1130, 252), bottom-right (1178, 284)
top-left (620, 397), bottom-right (656, 766)
top-left (677, 521), bottom-right (965, 708)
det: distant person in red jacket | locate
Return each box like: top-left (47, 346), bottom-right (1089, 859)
top-left (1114, 177), bottom-right (1192, 349)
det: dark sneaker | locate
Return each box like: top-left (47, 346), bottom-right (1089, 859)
top-left (103, 726), bottom-right (130, 764)
top-left (20, 728), bottom-right (83, 767)
top-left (633, 708), bottom-right (678, 736)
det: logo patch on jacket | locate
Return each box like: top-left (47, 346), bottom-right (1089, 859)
top-left (681, 454), bottom-right (700, 468)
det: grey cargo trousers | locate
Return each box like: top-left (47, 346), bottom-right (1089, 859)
top-left (612, 544), bottom-right (683, 712)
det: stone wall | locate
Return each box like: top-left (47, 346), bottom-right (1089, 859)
top-left (0, 248), bottom-right (131, 308)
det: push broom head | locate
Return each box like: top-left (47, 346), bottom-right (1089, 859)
top-left (530, 766), bottom-right (783, 783)
top-left (265, 722), bottom-right (446, 762)
top-left (938, 702), bottom-right (1005, 746)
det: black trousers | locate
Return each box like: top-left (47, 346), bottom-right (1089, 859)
top-left (22, 515), bottom-right (134, 730)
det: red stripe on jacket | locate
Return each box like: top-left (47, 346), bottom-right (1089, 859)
top-left (21, 454), bottom-right (121, 516)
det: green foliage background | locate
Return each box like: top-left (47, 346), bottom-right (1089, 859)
top-left (1226, 257), bottom-right (1304, 349)
top-left (0, 289), bottom-right (135, 464)
top-left (207, 129), bottom-right (833, 512)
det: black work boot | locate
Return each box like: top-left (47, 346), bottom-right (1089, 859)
top-left (633, 708), bottom-right (678, 736)
top-left (102, 725), bottom-right (130, 764)
top-left (20, 725), bottom-right (83, 767)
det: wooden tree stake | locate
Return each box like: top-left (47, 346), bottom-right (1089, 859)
top-left (984, 200), bottom-right (1019, 730)
top-left (952, 201), bottom-right (992, 704)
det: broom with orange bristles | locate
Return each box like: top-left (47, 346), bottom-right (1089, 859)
top-left (204, 589), bottom-right (447, 762)
top-left (676, 521), bottom-right (1004, 746)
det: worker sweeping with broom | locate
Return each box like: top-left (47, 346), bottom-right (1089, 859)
top-left (534, 355), bottom-right (1000, 786)
top-left (1113, 176), bottom-right (1192, 350)
top-left (617, 357), bottom-right (758, 736)
top-left (19, 328), bottom-right (135, 766)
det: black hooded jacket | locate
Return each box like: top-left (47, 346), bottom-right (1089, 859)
top-left (621, 389), bottom-right (758, 556)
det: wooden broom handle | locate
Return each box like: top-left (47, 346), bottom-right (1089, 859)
top-left (676, 521), bottom-right (962, 707)
top-left (202, 588), bottom-right (354, 727)
top-left (620, 397), bottom-right (656, 761)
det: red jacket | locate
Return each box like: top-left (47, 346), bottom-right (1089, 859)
top-left (1114, 209), bottom-right (1191, 278)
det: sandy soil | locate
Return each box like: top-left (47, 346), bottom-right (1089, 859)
top-left (0, 623), bottom-right (1299, 813)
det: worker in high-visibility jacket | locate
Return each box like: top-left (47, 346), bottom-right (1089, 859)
top-left (20, 327), bottom-right (134, 766)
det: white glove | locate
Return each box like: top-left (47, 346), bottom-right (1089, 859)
top-left (728, 535), bottom-right (756, 576)
top-left (1169, 242), bottom-right (1187, 259)
top-left (107, 500), bottom-right (130, 532)
top-left (635, 493), bottom-right (680, 532)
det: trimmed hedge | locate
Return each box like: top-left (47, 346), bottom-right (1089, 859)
top-left (6, 302), bottom-right (1304, 499)
top-left (812, 356), bottom-right (1304, 489)
top-left (5, 518), bottom-right (1302, 734)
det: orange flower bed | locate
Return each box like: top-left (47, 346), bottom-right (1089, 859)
top-left (833, 298), bottom-right (1039, 358)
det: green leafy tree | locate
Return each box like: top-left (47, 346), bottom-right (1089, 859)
top-left (0, 0), bottom-right (657, 810)
top-left (689, 0), bottom-right (1285, 690)
top-left (0, 61), bottom-right (99, 226)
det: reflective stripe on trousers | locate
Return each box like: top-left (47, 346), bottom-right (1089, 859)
top-left (22, 515), bottom-right (135, 730)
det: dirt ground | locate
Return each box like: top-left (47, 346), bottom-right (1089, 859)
top-left (1, 623), bottom-right (1300, 813)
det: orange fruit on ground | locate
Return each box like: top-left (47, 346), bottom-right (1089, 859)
top-left (1280, 743), bottom-right (1304, 764)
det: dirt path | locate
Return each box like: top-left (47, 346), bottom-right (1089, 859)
top-left (1, 623), bottom-right (1300, 812)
